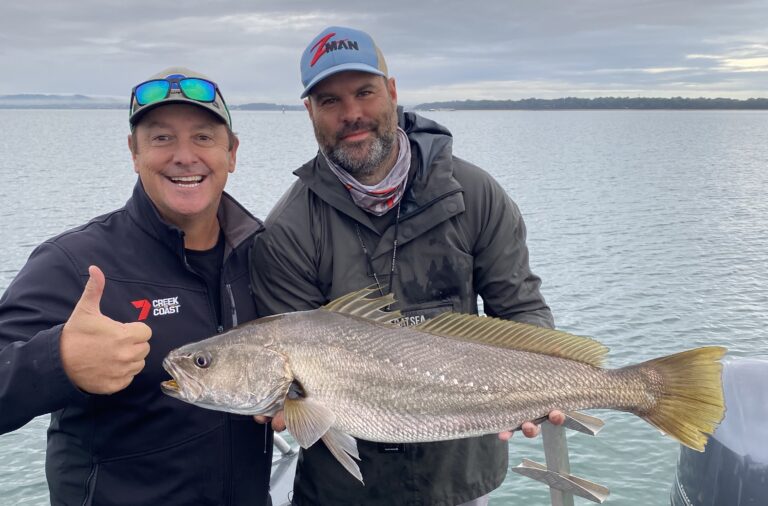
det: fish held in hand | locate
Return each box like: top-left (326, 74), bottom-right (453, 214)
top-left (161, 288), bottom-right (726, 483)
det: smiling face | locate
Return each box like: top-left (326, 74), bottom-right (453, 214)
top-left (306, 71), bottom-right (399, 185)
top-left (129, 104), bottom-right (238, 236)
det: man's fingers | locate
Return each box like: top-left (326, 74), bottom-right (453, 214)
top-left (60, 271), bottom-right (153, 395)
top-left (548, 410), bottom-right (566, 426)
top-left (498, 411), bottom-right (565, 441)
top-left (521, 421), bottom-right (540, 438)
top-left (126, 359), bottom-right (147, 377)
top-left (135, 341), bottom-right (151, 360)
top-left (75, 265), bottom-right (106, 315)
top-left (272, 411), bottom-right (286, 431)
top-left (253, 412), bottom-right (287, 431)
top-left (124, 322), bottom-right (153, 343)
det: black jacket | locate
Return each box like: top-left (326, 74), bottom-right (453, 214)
top-left (251, 110), bottom-right (553, 505)
top-left (0, 182), bottom-right (272, 506)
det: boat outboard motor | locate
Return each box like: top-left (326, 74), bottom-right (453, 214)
top-left (670, 357), bottom-right (768, 505)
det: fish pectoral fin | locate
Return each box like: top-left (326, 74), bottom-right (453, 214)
top-left (284, 397), bottom-right (364, 483)
top-left (322, 427), bottom-right (363, 484)
top-left (284, 396), bottom-right (335, 449)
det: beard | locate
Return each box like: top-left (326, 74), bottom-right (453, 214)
top-left (315, 108), bottom-right (398, 179)
top-left (326, 130), bottom-right (396, 178)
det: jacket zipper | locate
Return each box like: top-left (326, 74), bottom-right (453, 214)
top-left (81, 463), bottom-right (98, 506)
top-left (222, 279), bottom-right (236, 503)
top-left (225, 283), bottom-right (238, 327)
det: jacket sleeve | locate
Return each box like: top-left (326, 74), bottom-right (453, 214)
top-left (0, 242), bottom-right (89, 434)
top-left (469, 172), bottom-right (555, 329)
top-left (250, 219), bottom-right (327, 316)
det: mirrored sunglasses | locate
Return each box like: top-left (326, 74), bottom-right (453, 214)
top-left (132, 77), bottom-right (220, 106)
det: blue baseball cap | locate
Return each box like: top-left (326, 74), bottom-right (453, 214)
top-left (300, 26), bottom-right (388, 98)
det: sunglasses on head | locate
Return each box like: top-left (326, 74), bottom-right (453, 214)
top-left (131, 76), bottom-right (223, 106)
top-left (130, 75), bottom-right (232, 127)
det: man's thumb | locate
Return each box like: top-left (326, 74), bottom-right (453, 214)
top-left (77, 265), bottom-right (106, 314)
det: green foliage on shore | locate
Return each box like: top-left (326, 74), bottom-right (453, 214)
top-left (414, 97), bottom-right (768, 110)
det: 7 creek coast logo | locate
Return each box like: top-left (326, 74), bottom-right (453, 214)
top-left (131, 297), bottom-right (181, 321)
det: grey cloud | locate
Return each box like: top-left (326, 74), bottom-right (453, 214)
top-left (1, 0), bottom-right (766, 101)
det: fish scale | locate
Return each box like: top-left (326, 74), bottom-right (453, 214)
top-left (162, 288), bottom-right (726, 483)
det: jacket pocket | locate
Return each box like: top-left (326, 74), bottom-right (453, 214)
top-left (89, 427), bottom-right (226, 506)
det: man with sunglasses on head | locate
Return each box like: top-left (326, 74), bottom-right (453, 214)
top-left (251, 27), bottom-right (563, 506)
top-left (0, 67), bottom-right (272, 505)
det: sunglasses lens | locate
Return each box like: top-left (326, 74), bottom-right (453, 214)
top-left (135, 80), bottom-right (170, 105)
top-left (179, 78), bottom-right (216, 102)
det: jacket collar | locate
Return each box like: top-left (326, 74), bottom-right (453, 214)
top-left (125, 180), bottom-right (263, 258)
top-left (294, 109), bottom-right (465, 257)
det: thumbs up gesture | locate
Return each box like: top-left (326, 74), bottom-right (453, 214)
top-left (60, 265), bottom-right (152, 394)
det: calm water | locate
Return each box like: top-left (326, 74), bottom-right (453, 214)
top-left (0, 109), bottom-right (766, 505)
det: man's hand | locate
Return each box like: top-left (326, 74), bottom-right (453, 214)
top-left (254, 411), bottom-right (286, 431)
top-left (60, 265), bottom-right (152, 394)
top-left (499, 410), bottom-right (566, 441)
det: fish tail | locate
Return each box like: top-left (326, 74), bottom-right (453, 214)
top-left (628, 346), bottom-right (726, 451)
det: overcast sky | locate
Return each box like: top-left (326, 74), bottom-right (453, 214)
top-left (2, 0), bottom-right (767, 106)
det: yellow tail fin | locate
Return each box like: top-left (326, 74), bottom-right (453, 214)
top-left (634, 346), bottom-right (726, 451)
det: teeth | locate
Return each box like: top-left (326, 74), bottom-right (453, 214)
top-left (161, 379), bottom-right (180, 392)
top-left (171, 176), bottom-right (203, 183)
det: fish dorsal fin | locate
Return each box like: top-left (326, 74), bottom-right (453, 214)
top-left (415, 312), bottom-right (608, 367)
top-left (322, 286), bottom-right (402, 324)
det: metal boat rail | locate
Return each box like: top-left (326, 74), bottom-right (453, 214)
top-left (270, 433), bottom-right (298, 506)
top-left (512, 411), bottom-right (609, 505)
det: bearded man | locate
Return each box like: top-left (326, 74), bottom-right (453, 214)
top-left (251, 26), bottom-right (561, 506)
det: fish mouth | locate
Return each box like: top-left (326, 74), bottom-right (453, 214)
top-left (161, 378), bottom-right (180, 394)
top-left (161, 357), bottom-right (201, 401)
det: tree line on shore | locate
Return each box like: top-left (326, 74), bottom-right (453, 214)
top-left (414, 97), bottom-right (768, 110)
top-left (3, 94), bottom-right (767, 111)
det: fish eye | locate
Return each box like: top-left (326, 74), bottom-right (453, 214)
top-left (193, 351), bottom-right (212, 369)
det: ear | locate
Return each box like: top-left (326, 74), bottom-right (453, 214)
top-left (304, 98), bottom-right (314, 122)
top-left (228, 135), bottom-right (240, 174)
top-left (386, 77), bottom-right (398, 104)
top-left (127, 134), bottom-right (140, 174)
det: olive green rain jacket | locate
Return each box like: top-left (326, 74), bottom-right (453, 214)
top-left (250, 109), bottom-right (554, 506)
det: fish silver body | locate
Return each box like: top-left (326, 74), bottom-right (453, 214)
top-left (238, 310), bottom-right (635, 441)
top-left (161, 289), bottom-right (725, 483)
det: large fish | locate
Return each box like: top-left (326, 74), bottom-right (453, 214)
top-left (161, 288), bottom-right (725, 483)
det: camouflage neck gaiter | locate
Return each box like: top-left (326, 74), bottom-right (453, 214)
top-left (324, 127), bottom-right (410, 216)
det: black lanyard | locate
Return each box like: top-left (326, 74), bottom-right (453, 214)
top-left (354, 200), bottom-right (402, 297)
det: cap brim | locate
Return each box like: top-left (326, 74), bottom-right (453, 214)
top-left (129, 96), bottom-right (229, 128)
top-left (301, 63), bottom-right (386, 98)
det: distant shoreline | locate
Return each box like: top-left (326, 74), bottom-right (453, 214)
top-left (1, 95), bottom-right (767, 111)
top-left (412, 97), bottom-right (768, 111)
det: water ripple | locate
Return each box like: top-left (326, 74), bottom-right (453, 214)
top-left (1, 109), bottom-right (767, 505)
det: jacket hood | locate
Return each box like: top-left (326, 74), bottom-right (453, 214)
top-left (398, 106), bottom-right (453, 176)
